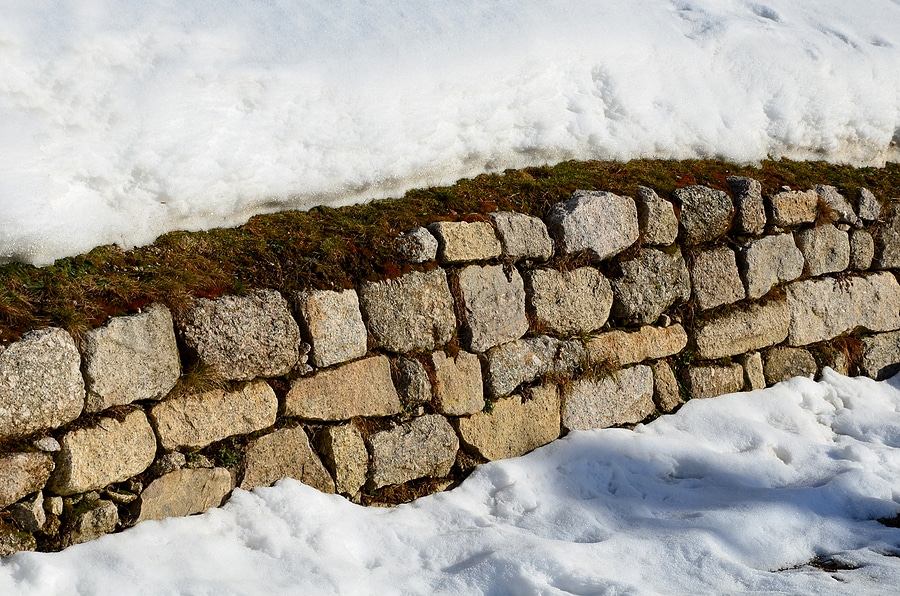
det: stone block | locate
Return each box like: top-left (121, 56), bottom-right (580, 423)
top-left (431, 350), bottom-right (485, 416)
top-left (795, 224), bottom-right (850, 276)
top-left (0, 328), bottom-right (84, 439)
top-left (483, 335), bottom-right (582, 398)
top-left (689, 247), bottom-right (744, 311)
top-left (456, 384), bottom-right (560, 461)
top-left (490, 211), bottom-right (553, 261)
top-left (240, 427), bottom-right (334, 493)
top-left (136, 468), bottom-right (233, 523)
top-left (81, 303), bottom-right (180, 413)
top-left (739, 233), bottom-right (804, 299)
top-left (674, 185), bottom-right (734, 245)
top-left (177, 289), bottom-right (301, 381)
top-left (849, 229), bottom-right (874, 270)
top-left (693, 299), bottom-right (790, 359)
top-left (359, 269), bottom-right (456, 353)
top-left (9, 491), bottom-right (45, 533)
top-left (394, 357), bottom-right (432, 409)
top-left (428, 221), bottom-right (501, 263)
top-left (611, 248), bottom-right (690, 324)
top-left (368, 415), bottom-right (458, 488)
top-left (739, 352), bottom-right (766, 390)
top-left (857, 188), bottom-right (881, 222)
top-left (860, 331), bottom-right (900, 381)
top-left (525, 267), bottom-right (612, 335)
top-left (396, 227), bottom-right (438, 263)
top-left (786, 272), bottom-right (900, 346)
top-left (294, 288), bottom-right (367, 368)
top-left (48, 409), bottom-right (157, 496)
top-left (547, 190), bottom-right (639, 262)
top-left (585, 324), bottom-right (688, 369)
top-left (768, 190), bottom-right (818, 227)
top-left (562, 365), bottom-right (655, 431)
top-left (317, 424), bottom-right (368, 496)
top-left (457, 264), bottom-right (528, 353)
top-left (61, 500), bottom-right (118, 548)
top-left (763, 347), bottom-right (817, 385)
top-left (635, 186), bottom-right (678, 245)
top-left (686, 363), bottom-right (744, 399)
top-left (0, 452), bottom-right (54, 510)
top-left (874, 202), bottom-right (900, 269)
top-left (727, 176), bottom-right (766, 235)
top-left (814, 185), bottom-right (862, 228)
top-left (650, 360), bottom-right (682, 413)
top-left (285, 355), bottom-right (402, 421)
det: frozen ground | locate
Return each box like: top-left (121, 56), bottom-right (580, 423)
top-left (1, 369), bottom-right (900, 594)
top-left (2, 0), bottom-right (900, 264)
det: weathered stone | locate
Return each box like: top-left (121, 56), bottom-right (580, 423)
top-left (848, 229), bottom-right (874, 271)
top-left (727, 176), bottom-right (766, 235)
top-left (818, 346), bottom-right (852, 377)
top-left (857, 188), bottom-right (881, 222)
top-left (396, 227), bottom-right (438, 263)
top-left (294, 289), bottom-right (367, 368)
top-left (148, 452), bottom-right (186, 478)
top-left (431, 351), bottom-right (484, 415)
top-left (317, 424), bottom-right (368, 496)
top-left (635, 186), bottom-right (678, 245)
top-left (151, 380), bottom-right (277, 451)
top-left (428, 221), bottom-right (501, 263)
top-left (9, 491), bottom-right (45, 533)
top-left (177, 290), bottom-right (301, 381)
top-left (763, 347), bottom-right (817, 384)
top-left (483, 336), bottom-right (582, 398)
top-left (136, 468), bottom-right (233, 523)
top-left (525, 267), bottom-right (612, 335)
top-left (611, 248), bottom-right (691, 324)
top-left (860, 331), bottom-right (900, 381)
top-left (686, 363), bottom-right (744, 399)
top-left (795, 224), bottom-right (850, 276)
top-left (285, 355), bottom-right (402, 421)
top-left (874, 202), bottom-right (900, 269)
top-left (61, 500), bottom-right (118, 547)
top-left (693, 299), bottom-right (791, 359)
top-left (359, 269), bottom-right (456, 353)
top-left (562, 365), bottom-right (655, 431)
top-left (674, 185), bottom-right (734, 245)
top-left (690, 247), bottom-right (745, 310)
top-left (394, 357), bottom-right (432, 409)
top-left (49, 409), bottom-right (157, 496)
top-left (739, 233), bottom-right (804, 299)
top-left (546, 190), bottom-right (639, 261)
top-left (33, 437), bottom-right (60, 453)
top-left (651, 360), bottom-right (682, 413)
top-left (368, 415), bottom-right (458, 488)
top-left (81, 304), bottom-right (180, 413)
top-left (0, 519), bottom-right (35, 556)
top-left (490, 211), bottom-right (553, 261)
top-left (739, 352), bottom-right (766, 390)
top-left (786, 272), bottom-right (900, 346)
top-left (815, 185), bottom-right (862, 228)
top-left (456, 384), bottom-right (560, 461)
top-left (457, 264), bottom-right (528, 353)
top-left (0, 452), bottom-right (54, 510)
top-left (768, 190), bottom-right (819, 227)
top-left (0, 328), bottom-right (84, 439)
top-left (585, 324), bottom-right (688, 369)
top-left (44, 495), bottom-right (63, 516)
top-left (240, 427), bottom-right (334, 493)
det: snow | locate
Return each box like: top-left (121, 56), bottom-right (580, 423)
top-left (2, 0), bottom-right (900, 264)
top-left (2, 369), bottom-right (900, 594)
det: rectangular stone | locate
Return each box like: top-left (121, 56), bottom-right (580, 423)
top-left (687, 363), bottom-right (744, 399)
top-left (693, 300), bottom-right (790, 360)
top-left (457, 264), bottom-right (528, 353)
top-left (562, 365), bottom-right (654, 431)
top-left (585, 324), bottom-right (688, 368)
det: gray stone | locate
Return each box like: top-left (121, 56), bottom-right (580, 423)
top-left (396, 227), bottom-right (438, 263)
top-left (456, 384), bottom-right (560, 461)
top-left (431, 350), bottom-right (485, 415)
top-left (457, 264), bottom-right (528, 353)
top-left (33, 437), bottom-right (60, 453)
top-left (874, 202), bottom-right (900, 269)
top-left (317, 424), bottom-right (368, 496)
top-left (611, 248), bottom-right (691, 324)
top-left (795, 224), bottom-right (850, 276)
top-left (294, 288), bottom-right (367, 368)
top-left (428, 221), bottom-right (501, 263)
top-left (81, 304), bottom-right (180, 413)
top-left (177, 290), bottom-right (301, 381)
top-left (525, 267), bottom-right (612, 335)
top-left (285, 355), bottom-right (402, 421)
top-left (857, 188), bottom-right (881, 222)
top-left (763, 347), bottom-right (817, 385)
top-left (727, 176), bottom-right (766, 235)
top-left (651, 360), bottom-right (682, 413)
top-left (9, 491), bottom-right (45, 533)
top-left (61, 500), bottom-right (118, 548)
top-left (0, 520), bottom-right (35, 556)
top-left (490, 211), bottom-right (553, 261)
top-left (562, 365), bottom-right (655, 430)
top-left (674, 185), bottom-right (734, 245)
top-left (136, 468), bottom-right (233, 523)
top-left (768, 190), bottom-right (819, 227)
top-left (483, 335), bottom-right (582, 398)
top-left (0, 328), bottom-right (84, 439)
top-left (149, 452), bottom-right (186, 478)
top-left (585, 324), bottom-right (688, 369)
top-left (150, 380), bottom-right (277, 451)
top-left (687, 364), bottom-right (744, 399)
top-left (547, 190), bottom-right (639, 262)
top-left (849, 229), bottom-right (875, 270)
top-left (0, 452), bottom-right (54, 510)
top-left (635, 186), bottom-right (678, 245)
top-left (240, 427), bottom-right (334, 493)
top-left (815, 185), bottom-right (862, 228)
top-left (49, 409), bottom-right (157, 496)
top-left (739, 352), bottom-right (767, 390)
top-left (368, 415), bottom-right (458, 488)
top-left (739, 233), bottom-right (804, 299)
top-left (860, 331), bottom-right (900, 381)
top-left (690, 247), bottom-right (745, 311)
top-left (786, 272), bottom-right (900, 346)
top-left (359, 269), bottom-right (456, 353)
top-left (394, 357), bottom-right (432, 409)
top-left (693, 299), bottom-right (791, 359)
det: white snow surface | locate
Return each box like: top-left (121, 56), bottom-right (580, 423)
top-left (2, 369), bottom-right (900, 594)
top-left (2, 0), bottom-right (900, 264)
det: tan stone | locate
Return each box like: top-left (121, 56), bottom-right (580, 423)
top-left (562, 366), bottom-right (655, 431)
top-left (693, 300), bottom-right (790, 359)
top-left (60, 500), bottom-right (118, 548)
top-left (651, 361), bottom-right (683, 413)
top-left (686, 364), bottom-right (744, 399)
top-left (429, 221), bottom-right (502, 263)
top-left (585, 324), bottom-right (688, 368)
top-left (0, 452), bottom-right (54, 509)
top-left (240, 427), bottom-right (334, 493)
top-left (432, 350), bottom-right (485, 416)
top-left (294, 289), bottom-right (367, 368)
top-left (739, 352), bottom-right (766, 390)
top-left (317, 424), bottom-right (368, 495)
top-left (137, 468), bottom-right (233, 523)
top-left (768, 190), bottom-right (818, 227)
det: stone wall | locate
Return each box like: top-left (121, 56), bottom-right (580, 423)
top-left (2, 179), bottom-right (900, 554)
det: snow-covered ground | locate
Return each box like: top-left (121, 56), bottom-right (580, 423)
top-left (2, 369), bottom-right (900, 594)
top-left (2, 0), bottom-right (900, 264)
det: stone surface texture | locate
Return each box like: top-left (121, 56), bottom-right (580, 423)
top-left (768, 190), bottom-right (819, 227)
top-left (431, 350), bottom-right (485, 415)
top-left (0, 452), bottom-right (54, 510)
top-left (727, 176), bottom-right (766, 235)
top-left (585, 324), bottom-right (688, 369)
top-left (394, 357), bottom-right (432, 409)
top-left (875, 202), bottom-right (900, 269)
top-left (490, 211), bottom-right (553, 261)
top-left (294, 289), bottom-right (367, 368)
top-left (368, 415), bottom-right (459, 489)
top-left (861, 331), bottom-right (900, 380)
top-left (675, 185), bottom-right (734, 245)
top-left (9, 491), bottom-right (45, 533)
top-left (763, 347), bottom-right (817, 384)
top-left (317, 424), bottom-right (368, 495)
top-left (795, 224), bottom-right (850, 276)
top-left (687, 363), bottom-right (744, 399)
top-left (428, 221), bottom-right (501, 263)
top-left (857, 188), bottom-right (881, 222)
top-left (137, 468), bottom-right (233, 523)
top-left (739, 233), bottom-right (804, 299)
top-left (482, 336), bottom-right (581, 398)
top-left (611, 248), bottom-right (691, 324)
top-left (635, 186), bottom-right (678, 245)
top-left (525, 267), bottom-right (612, 335)
top-left (61, 500), bottom-right (118, 547)
top-left (849, 229), bottom-right (875, 270)
top-left (814, 185), bottom-right (862, 228)
top-left (693, 299), bottom-right (791, 359)
top-left (457, 264), bottom-right (528, 352)
top-left (396, 227), bottom-right (438, 263)
top-left (562, 365), bottom-right (655, 431)
top-left (690, 247), bottom-right (745, 310)
top-left (651, 360), bottom-right (683, 413)
top-left (546, 191), bottom-right (639, 261)
top-left (240, 427), bottom-right (335, 493)
top-left (739, 352), bottom-right (767, 390)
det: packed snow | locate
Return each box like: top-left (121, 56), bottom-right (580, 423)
top-left (2, 0), bottom-right (900, 264)
top-left (2, 369), bottom-right (900, 594)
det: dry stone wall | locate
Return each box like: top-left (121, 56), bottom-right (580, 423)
top-left (2, 179), bottom-right (900, 555)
